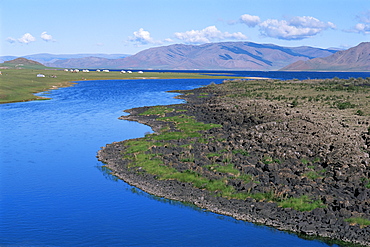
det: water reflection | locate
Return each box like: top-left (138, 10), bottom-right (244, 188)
top-left (96, 163), bottom-right (346, 247)
top-left (95, 164), bottom-right (119, 182)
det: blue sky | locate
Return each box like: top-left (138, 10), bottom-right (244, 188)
top-left (1, 0), bottom-right (369, 56)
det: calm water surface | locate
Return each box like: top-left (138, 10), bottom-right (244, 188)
top-left (0, 76), bottom-right (348, 246)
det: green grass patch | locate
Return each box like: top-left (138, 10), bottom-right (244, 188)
top-left (152, 131), bottom-right (201, 141)
top-left (125, 139), bottom-right (152, 153)
top-left (335, 101), bottom-right (356, 110)
top-left (206, 163), bottom-right (240, 176)
top-left (262, 155), bottom-right (281, 164)
top-left (301, 158), bottom-right (310, 165)
top-left (278, 195), bottom-right (325, 212)
top-left (303, 169), bottom-right (326, 180)
top-left (232, 149), bottom-right (250, 156)
top-left (206, 153), bottom-right (220, 158)
top-left (163, 170), bottom-right (209, 188)
top-left (239, 174), bottom-right (258, 183)
top-left (345, 217), bottom-right (370, 228)
top-left (139, 106), bottom-right (174, 116)
top-left (361, 178), bottom-right (370, 188)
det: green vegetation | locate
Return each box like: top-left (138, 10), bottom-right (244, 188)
top-left (345, 217), bottom-right (370, 228)
top-left (262, 155), bottom-right (281, 164)
top-left (335, 101), bottom-right (356, 110)
top-left (206, 163), bottom-right (240, 176)
top-left (139, 106), bottom-right (174, 116)
top-left (361, 178), bottom-right (370, 189)
top-left (304, 169), bottom-right (326, 180)
top-left (301, 158), bottom-right (310, 165)
top-left (278, 195), bottom-right (325, 212)
top-left (238, 174), bottom-right (257, 184)
top-left (116, 104), bottom-right (326, 212)
top-left (232, 149), bottom-right (249, 156)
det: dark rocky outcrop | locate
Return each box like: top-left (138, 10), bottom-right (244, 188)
top-left (98, 83), bottom-right (370, 246)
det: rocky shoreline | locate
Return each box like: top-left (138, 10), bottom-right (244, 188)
top-left (98, 80), bottom-right (370, 246)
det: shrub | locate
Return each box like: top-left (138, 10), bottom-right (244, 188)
top-left (356, 110), bottom-right (365, 116)
top-left (336, 101), bottom-right (355, 110)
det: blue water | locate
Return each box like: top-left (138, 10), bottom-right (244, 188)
top-left (1, 74), bottom-right (363, 246)
top-left (126, 70), bottom-right (370, 81)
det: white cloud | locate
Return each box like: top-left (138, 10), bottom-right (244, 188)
top-left (259, 16), bottom-right (335, 40)
top-left (240, 14), bottom-right (261, 27)
top-left (353, 23), bottom-right (370, 34)
top-left (164, 38), bottom-right (174, 43)
top-left (41, 31), bottom-right (54, 42)
top-left (174, 26), bottom-right (247, 44)
top-left (289, 16), bottom-right (335, 29)
top-left (6, 37), bottom-right (17, 43)
top-left (348, 10), bottom-right (370, 34)
top-left (358, 10), bottom-right (370, 24)
top-left (18, 33), bottom-right (36, 44)
top-left (129, 28), bottom-right (160, 45)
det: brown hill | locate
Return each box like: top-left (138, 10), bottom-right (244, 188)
top-left (282, 42), bottom-right (370, 71)
top-left (5, 57), bottom-right (45, 66)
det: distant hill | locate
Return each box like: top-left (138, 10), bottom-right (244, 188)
top-left (0, 53), bottom-right (130, 67)
top-left (281, 42), bottom-right (370, 71)
top-left (110, 42), bottom-right (337, 70)
top-left (1, 57), bottom-right (47, 69)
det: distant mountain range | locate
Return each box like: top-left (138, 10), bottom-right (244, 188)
top-left (110, 42), bottom-right (337, 70)
top-left (281, 42), bottom-right (370, 71)
top-left (0, 53), bottom-right (130, 66)
top-left (2, 41), bottom-right (369, 71)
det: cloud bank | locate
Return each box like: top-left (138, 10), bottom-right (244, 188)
top-left (260, 16), bottom-right (335, 40)
top-left (237, 14), bottom-right (335, 40)
top-left (174, 26), bottom-right (247, 44)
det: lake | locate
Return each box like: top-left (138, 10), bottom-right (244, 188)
top-left (2, 72), bottom-right (369, 246)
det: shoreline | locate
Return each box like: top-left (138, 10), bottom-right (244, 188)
top-left (98, 79), bottom-right (370, 246)
top-left (0, 69), bottom-right (229, 104)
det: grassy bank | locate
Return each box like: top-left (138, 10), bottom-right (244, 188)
top-left (107, 77), bottom-right (370, 211)
top-left (119, 106), bottom-right (326, 212)
top-left (0, 68), bottom-right (231, 104)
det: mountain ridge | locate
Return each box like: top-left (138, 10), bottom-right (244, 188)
top-left (3, 42), bottom-right (369, 71)
top-left (110, 42), bottom-right (337, 70)
top-left (281, 42), bottom-right (370, 71)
